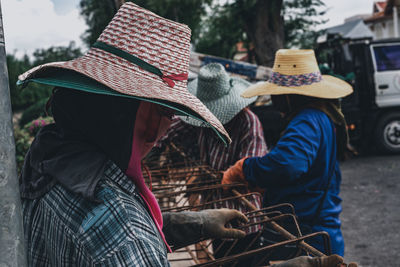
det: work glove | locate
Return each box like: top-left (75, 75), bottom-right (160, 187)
top-left (269, 254), bottom-right (358, 267)
top-left (221, 158), bottom-right (248, 187)
top-left (200, 208), bottom-right (249, 239)
top-left (163, 209), bottom-right (248, 249)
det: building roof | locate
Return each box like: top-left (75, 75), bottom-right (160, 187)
top-left (324, 19), bottom-right (374, 40)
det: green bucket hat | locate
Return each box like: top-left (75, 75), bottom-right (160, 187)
top-left (181, 63), bottom-right (256, 127)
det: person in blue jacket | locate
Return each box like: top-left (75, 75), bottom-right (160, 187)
top-left (222, 49), bottom-right (353, 256)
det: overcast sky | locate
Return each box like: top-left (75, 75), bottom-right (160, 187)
top-left (2, 0), bottom-right (377, 56)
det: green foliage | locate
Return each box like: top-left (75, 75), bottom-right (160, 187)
top-left (14, 116), bottom-right (54, 173)
top-left (78, 0), bottom-right (326, 62)
top-left (32, 42), bottom-right (82, 65)
top-left (14, 126), bottom-right (32, 173)
top-left (19, 98), bottom-right (50, 127)
top-left (80, 0), bottom-right (117, 46)
top-left (196, 0), bottom-right (326, 59)
top-left (24, 116), bottom-right (55, 137)
top-left (79, 0), bottom-right (212, 46)
top-left (7, 42), bottom-right (82, 111)
top-left (195, 3), bottom-right (245, 59)
top-left (133, 0), bottom-right (212, 41)
top-left (7, 54), bottom-right (48, 110)
top-left (283, 0), bottom-right (327, 48)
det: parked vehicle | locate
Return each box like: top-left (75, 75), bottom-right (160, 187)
top-left (316, 38), bottom-right (400, 153)
top-left (190, 42), bottom-right (400, 154)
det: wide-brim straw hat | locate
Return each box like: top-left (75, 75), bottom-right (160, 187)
top-left (181, 63), bottom-right (256, 127)
top-left (17, 3), bottom-right (230, 144)
top-left (241, 49), bottom-right (353, 99)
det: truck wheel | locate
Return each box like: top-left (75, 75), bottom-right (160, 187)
top-left (375, 112), bottom-right (400, 153)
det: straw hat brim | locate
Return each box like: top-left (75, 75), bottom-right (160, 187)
top-left (18, 56), bottom-right (231, 144)
top-left (241, 75), bottom-right (353, 99)
top-left (181, 77), bottom-right (256, 127)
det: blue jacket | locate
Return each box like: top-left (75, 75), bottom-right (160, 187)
top-left (243, 108), bottom-right (344, 255)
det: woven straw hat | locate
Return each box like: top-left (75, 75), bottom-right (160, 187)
top-left (241, 49), bottom-right (353, 99)
top-left (17, 3), bottom-right (230, 144)
top-left (181, 63), bottom-right (256, 127)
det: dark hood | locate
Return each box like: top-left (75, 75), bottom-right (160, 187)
top-left (20, 88), bottom-right (140, 200)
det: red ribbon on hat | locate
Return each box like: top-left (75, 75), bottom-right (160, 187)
top-left (162, 73), bottom-right (189, 88)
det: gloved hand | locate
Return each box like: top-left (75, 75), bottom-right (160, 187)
top-left (200, 208), bottom-right (249, 239)
top-left (163, 209), bottom-right (248, 249)
top-left (269, 254), bottom-right (358, 267)
top-left (221, 158), bottom-right (248, 187)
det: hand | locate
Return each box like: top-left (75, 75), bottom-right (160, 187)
top-left (221, 158), bottom-right (247, 187)
top-left (200, 209), bottom-right (249, 239)
top-left (269, 254), bottom-right (358, 267)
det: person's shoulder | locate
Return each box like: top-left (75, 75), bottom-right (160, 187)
top-left (287, 109), bottom-right (330, 134)
top-left (235, 108), bottom-right (260, 124)
top-left (77, 178), bottom-right (166, 261)
top-left (293, 108), bottom-right (329, 123)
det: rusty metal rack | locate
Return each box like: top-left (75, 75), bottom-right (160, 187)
top-left (143, 144), bottom-right (330, 266)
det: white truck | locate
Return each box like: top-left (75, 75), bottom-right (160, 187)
top-left (317, 38), bottom-right (400, 153)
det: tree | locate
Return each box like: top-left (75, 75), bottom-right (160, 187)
top-left (32, 41), bottom-right (82, 66)
top-left (79, 0), bottom-right (212, 46)
top-left (195, 3), bottom-right (245, 59)
top-left (80, 0), bottom-right (118, 46)
top-left (196, 0), bottom-right (326, 67)
top-left (7, 41), bottom-right (82, 111)
top-left (234, 0), bottom-right (285, 66)
top-left (284, 0), bottom-right (327, 48)
top-left (78, 0), bottom-right (326, 67)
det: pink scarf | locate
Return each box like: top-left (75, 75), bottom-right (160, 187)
top-left (125, 102), bottom-right (172, 252)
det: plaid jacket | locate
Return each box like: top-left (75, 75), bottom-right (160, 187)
top-left (157, 108), bottom-right (267, 234)
top-left (22, 161), bottom-right (169, 267)
top-left (157, 108), bottom-right (267, 169)
top-left (198, 108), bottom-right (267, 170)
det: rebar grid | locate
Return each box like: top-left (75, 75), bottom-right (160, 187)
top-left (143, 143), bottom-right (329, 266)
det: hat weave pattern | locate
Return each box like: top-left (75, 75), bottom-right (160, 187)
top-left (18, 2), bottom-right (230, 143)
top-left (242, 49), bottom-right (353, 99)
top-left (182, 63), bottom-right (256, 126)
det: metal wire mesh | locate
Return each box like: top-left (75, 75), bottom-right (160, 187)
top-left (143, 143), bottom-right (330, 266)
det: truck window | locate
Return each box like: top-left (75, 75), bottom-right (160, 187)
top-left (373, 45), bottom-right (400, 71)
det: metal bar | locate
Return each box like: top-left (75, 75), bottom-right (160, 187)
top-left (240, 214), bottom-right (302, 238)
top-left (231, 189), bottom-right (325, 257)
top-left (185, 246), bottom-right (201, 265)
top-left (145, 143), bottom-right (328, 263)
top-left (154, 183), bottom-right (246, 198)
top-left (0, 3), bottom-right (27, 265)
top-left (198, 242), bottom-right (215, 261)
top-left (192, 232), bottom-right (329, 267)
top-left (244, 203), bottom-right (296, 216)
top-left (162, 192), bottom-right (261, 212)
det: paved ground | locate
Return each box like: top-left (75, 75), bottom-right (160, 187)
top-left (340, 154), bottom-right (400, 267)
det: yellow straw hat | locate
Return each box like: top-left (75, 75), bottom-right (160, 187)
top-left (241, 49), bottom-right (353, 99)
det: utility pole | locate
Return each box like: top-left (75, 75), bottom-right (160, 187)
top-left (0, 2), bottom-right (27, 266)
